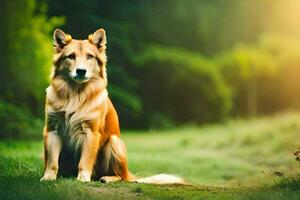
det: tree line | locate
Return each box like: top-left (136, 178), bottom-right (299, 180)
top-left (1, 0), bottom-right (300, 138)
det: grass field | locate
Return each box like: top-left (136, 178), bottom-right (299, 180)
top-left (1, 113), bottom-right (300, 199)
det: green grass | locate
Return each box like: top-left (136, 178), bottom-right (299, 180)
top-left (1, 113), bottom-right (300, 199)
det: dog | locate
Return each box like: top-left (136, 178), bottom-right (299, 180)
top-left (40, 28), bottom-right (184, 184)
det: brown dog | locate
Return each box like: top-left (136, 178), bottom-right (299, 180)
top-left (40, 28), bottom-right (183, 184)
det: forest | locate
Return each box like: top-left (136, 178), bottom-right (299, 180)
top-left (2, 1), bottom-right (300, 200)
top-left (1, 0), bottom-right (300, 137)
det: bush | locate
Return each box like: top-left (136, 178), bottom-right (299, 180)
top-left (0, 0), bottom-right (62, 139)
top-left (216, 34), bottom-right (300, 117)
top-left (0, 100), bottom-right (43, 139)
top-left (216, 44), bottom-right (278, 116)
top-left (1, 0), bottom-right (63, 117)
top-left (136, 45), bottom-right (232, 126)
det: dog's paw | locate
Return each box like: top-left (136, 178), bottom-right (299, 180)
top-left (77, 171), bottom-right (91, 182)
top-left (100, 176), bottom-right (121, 183)
top-left (40, 172), bottom-right (57, 181)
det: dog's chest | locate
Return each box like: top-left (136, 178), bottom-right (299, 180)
top-left (46, 86), bottom-right (108, 147)
top-left (48, 111), bottom-right (84, 143)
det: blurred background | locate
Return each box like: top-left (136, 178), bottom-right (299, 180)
top-left (1, 0), bottom-right (300, 138)
top-left (2, 1), bottom-right (300, 193)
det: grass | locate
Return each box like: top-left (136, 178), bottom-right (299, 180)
top-left (1, 112), bottom-right (300, 199)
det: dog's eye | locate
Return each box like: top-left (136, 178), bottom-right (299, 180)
top-left (66, 53), bottom-right (75, 60)
top-left (87, 54), bottom-right (95, 60)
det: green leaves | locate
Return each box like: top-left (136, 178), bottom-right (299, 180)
top-left (136, 45), bottom-right (232, 125)
top-left (1, 0), bottom-right (63, 116)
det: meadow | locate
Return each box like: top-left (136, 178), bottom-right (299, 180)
top-left (2, 1), bottom-right (300, 199)
top-left (1, 113), bottom-right (300, 199)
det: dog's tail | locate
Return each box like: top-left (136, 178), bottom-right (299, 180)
top-left (103, 135), bottom-right (184, 184)
top-left (131, 174), bottom-right (184, 184)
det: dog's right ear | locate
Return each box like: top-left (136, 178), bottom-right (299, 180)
top-left (53, 29), bottom-right (72, 49)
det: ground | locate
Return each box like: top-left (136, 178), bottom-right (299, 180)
top-left (1, 113), bottom-right (300, 199)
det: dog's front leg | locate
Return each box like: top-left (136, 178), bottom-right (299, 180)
top-left (41, 127), bottom-right (62, 181)
top-left (77, 129), bottom-right (100, 182)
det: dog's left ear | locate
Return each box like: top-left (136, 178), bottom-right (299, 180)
top-left (88, 29), bottom-right (107, 49)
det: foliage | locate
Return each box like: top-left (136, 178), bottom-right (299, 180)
top-left (136, 45), bottom-right (231, 125)
top-left (0, 0), bottom-right (63, 117)
top-left (216, 43), bottom-right (278, 116)
top-left (2, 0), bottom-right (300, 135)
top-left (0, 0), bottom-right (63, 139)
top-left (0, 100), bottom-right (43, 139)
top-left (216, 34), bottom-right (300, 116)
top-left (259, 34), bottom-right (300, 109)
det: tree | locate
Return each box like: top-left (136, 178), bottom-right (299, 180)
top-left (216, 44), bottom-right (278, 116)
top-left (0, 0), bottom-right (62, 138)
top-left (0, 0), bottom-right (62, 116)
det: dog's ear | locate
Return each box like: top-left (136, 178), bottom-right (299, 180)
top-left (88, 29), bottom-right (107, 49)
top-left (53, 29), bottom-right (72, 49)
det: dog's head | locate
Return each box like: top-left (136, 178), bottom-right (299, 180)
top-left (52, 29), bottom-right (107, 85)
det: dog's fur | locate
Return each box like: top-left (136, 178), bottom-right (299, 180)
top-left (40, 28), bottom-right (184, 184)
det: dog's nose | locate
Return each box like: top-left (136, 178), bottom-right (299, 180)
top-left (76, 68), bottom-right (86, 76)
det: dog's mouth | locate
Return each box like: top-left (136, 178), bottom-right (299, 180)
top-left (71, 74), bottom-right (90, 83)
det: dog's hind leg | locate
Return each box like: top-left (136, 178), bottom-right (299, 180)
top-left (100, 135), bottom-right (133, 183)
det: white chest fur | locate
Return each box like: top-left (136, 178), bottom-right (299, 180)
top-left (46, 85), bottom-right (108, 149)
